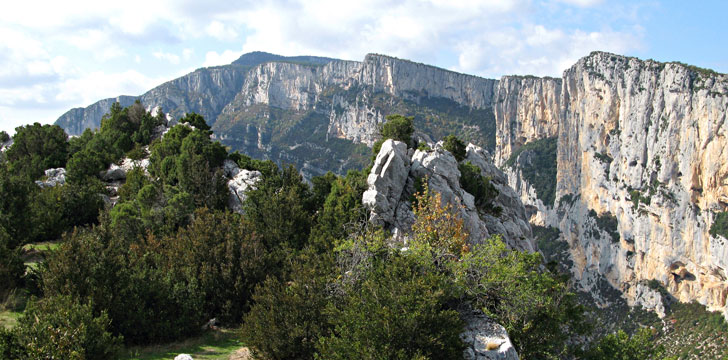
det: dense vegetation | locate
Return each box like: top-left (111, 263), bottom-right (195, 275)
top-left (505, 136), bottom-right (558, 206)
top-left (0, 104), bottom-right (677, 359)
top-left (710, 211), bottom-right (728, 239)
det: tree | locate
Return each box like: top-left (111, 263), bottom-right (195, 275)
top-left (442, 134), bottom-right (466, 162)
top-left (584, 328), bottom-right (664, 360)
top-left (317, 253), bottom-right (464, 360)
top-left (180, 112), bottom-right (211, 131)
top-left (450, 236), bottom-right (590, 359)
top-left (378, 114), bottom-right (414, 148)
top-left (14, 296), bottom-right (121, 360)
top-left (458, 161), bottom-right (500, 216)
top-left (6, 123), bottom-right (68, 179)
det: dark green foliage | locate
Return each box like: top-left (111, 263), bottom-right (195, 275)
top-left (458, 161), bottom-right (500, 216)
top-left (309, 170), bottom-right (368, 251)
top-left (442, 134), bottom-right (466, 162)
top-left (0, 227), bottom-right (25, 299)
top-left (317, 253), bottom-right (464, 360)
top-left (588, 209), bottom-right (620, 243)
top-left (0, 131), bottom-right (8, 144)
top-left (379, 114), bottom-right (415, 147)
top-left (6, 123), bottom-right (68, 179)
top-left (148, 124), bottom-right (228, 209)
top-left (14, 296), bottom-right (121, 360)
top-left (242, 251), bottom-right (334, 360)
top-left (40, 222), bottom-right (205, 344)
top-left (244, 165), bottom-right (315, 252)
top-left (229, 151), bottom-right (279, 178)
top-left (452, 236), bottom-right (590, 359)
top-left (29, 180), bottom-right (105, 242)
top-left (584, 328), bottom-right (663, 360)
top-left (505, 137), bottom-right (558, 206)
top-left (180, 112), bottom-right (211, 130)
top-left (0, 327), bottom-right (24, 360)
top-left (160, 209), bottom-right (267, 325)
top-left (710, 211), bottom-right (728, 238)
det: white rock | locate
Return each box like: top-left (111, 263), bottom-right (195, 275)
top-left (362, 139), bottom-right (411, 226)
top-left (461, 309), bottom-right (519, 360)
top-left (174, 355), bottom-right (193, 360)
top-left (35, 168), bottom-right (66, 188)
top-left (226, 161), bottom-right (262, 214)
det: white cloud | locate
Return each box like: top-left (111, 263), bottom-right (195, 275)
top-left (553, 0), bottom-right (604, 7)
top-left (202, 50), bottom-right (242, 67)
top-left (153, 51), bottom-right (181, 65)
top-left (182, 48), bottom-right (194, 60)
top-left (206, 20), bottom-right (238, 41)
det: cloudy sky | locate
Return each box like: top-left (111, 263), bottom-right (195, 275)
top-left (1, 0), bottom-right (726, 134)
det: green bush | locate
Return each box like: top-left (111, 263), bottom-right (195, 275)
top-left (710, 211), bottom-right (728, 238)
top-left (242, 251), bottom-right (334, 360)
top-left (442, 134), bottom-right (466, 162)
top-left (15, 296), bottom-right (122, 360)
top-left (458, 161), bottom-right (500, 216)
top-left (584, 328), bottom-right (663, 360)
top-left (379, 114), bottom-right (414, 147)
top-left (451, 236), bottom-right (589, 358)
top-left (317, 253), bottom-right (464, 360)
top-left (0, 131), bottom-right (8, 144)
top-left (6, 123), bottom-right (69, 180)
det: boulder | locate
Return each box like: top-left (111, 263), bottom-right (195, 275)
top-left (362, 139), bottom-right (411, 226)
top-left (225, 160), bottom-right (263, 214)
top-left (363, 140), bottom-right (535, 251)
top-left (174, 355), bottom-right (193, 360)
top-left (35, 168), bottom-right (66, 188)
top-left (461, 308), bottom-right (519, 360)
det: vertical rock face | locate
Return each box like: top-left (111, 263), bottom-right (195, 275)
top-left (556, 52), bottom-right (728, 315)
top-left (493, 76), bottom-right (561, 166)
top-left (362, 139), bottom-right (535, 252)
top-left (55, 96), bottom-right (138, 135)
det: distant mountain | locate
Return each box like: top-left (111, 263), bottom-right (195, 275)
top-left (53, 50), bottom-right (728, 353)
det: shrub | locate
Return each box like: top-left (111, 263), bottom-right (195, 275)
top-left (379, 114), bottom-right (414, 147)
top-left (710, 211), bottom-right (728, 239)
top-left (442, 134), bottom-right (466, 162)
top-left (6, 123), bottom-right (69, 180)
top-left (316, 253), bottom-right (464, 360)
top-left (451, 236), bottom-right (589, 358)
top-left (584, 328), bottom-right (663, 360)
top-left (15, 296), bottom-right (121, 360)
top-left (458, 161), bottom-right (500, 216)
top-left (242, 251), bottom-right (334, 360)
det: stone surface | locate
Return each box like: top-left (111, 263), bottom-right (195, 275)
top-left (494, 52), bottom-right (728, 316)
top-left (493, 76), bottom-right (561, 166)
top-left (461, 308), bottom-right (519, 360)
top-left (174, 355), bottom-right (193, 360)
top-left (35, 168), bottom-right (66, 188)
top-left (224, 160), bottom-right (263, 214)
top-left (363, 140), bottom-right (535, 251)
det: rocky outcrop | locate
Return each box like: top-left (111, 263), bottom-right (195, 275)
top-left (493, 76), bottom-right (561, 166)
top-left (35, 168), bottom-right (66, 188)
top-left (363, 139), bottom-right (535, 252)
top-left (224, 160), bottom-right (262, 214)
top-left (461, 308), bottom-right (520, 360)
top-left (556, 52), bottom-right (728, 316)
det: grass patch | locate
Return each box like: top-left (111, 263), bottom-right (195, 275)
top-left (122, 328), bottom-right (245, 360)
top-left (21, 241), bottom-right (60, 252)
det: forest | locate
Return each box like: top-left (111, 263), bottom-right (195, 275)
top-left (0, 103), bottom-right (665, 359)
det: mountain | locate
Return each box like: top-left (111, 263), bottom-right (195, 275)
top-left (500, 52), bottom-right (728, 320)
top-left (55, 51), bottom-right (728, 320)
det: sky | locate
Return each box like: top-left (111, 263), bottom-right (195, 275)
top-left (1, 0), bottom-right (727, 134)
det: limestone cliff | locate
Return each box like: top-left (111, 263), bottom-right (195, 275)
top-left (493, 76), bottom-right (561, 166)
top-left (557, 52), bottom-right (728, 316)
top-left (362, 139), bottom-right (535, 252)
top-left (495, 52), bottom-right (728, 317)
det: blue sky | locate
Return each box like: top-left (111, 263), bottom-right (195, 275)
top-left (0, 0), bottom-right (726, 134)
